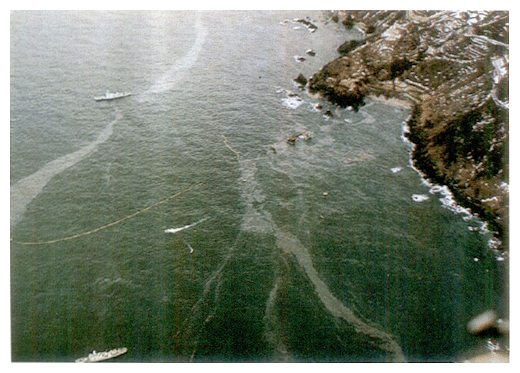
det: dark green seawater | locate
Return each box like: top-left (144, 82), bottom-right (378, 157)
top-left (10, 10), bottom-right (507, 362)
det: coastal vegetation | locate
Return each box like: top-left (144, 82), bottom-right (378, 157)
top-left (307, 10), bottom-right (509, 247)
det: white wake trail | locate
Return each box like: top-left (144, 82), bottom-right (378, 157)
top-left (164, 217), bottom-right (208, 234)
top-left (10, 111), bottom-right (123, 228)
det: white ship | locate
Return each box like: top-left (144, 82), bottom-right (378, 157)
top-left (75, 347), bottom-right (128, 363)
top-left (94, 91), bottom-right (132, 101)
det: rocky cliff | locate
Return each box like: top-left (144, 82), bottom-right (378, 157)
top-left (308, 10), bottom-right (509, 247)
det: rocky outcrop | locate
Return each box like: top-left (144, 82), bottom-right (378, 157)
top-left (337, 39), bottom-right (365, 55)
top-left (281, 17), bottom-right (318, 33)
top-left (309, 11), bottom-right (509, 245)
top-left (293, 73), bottom-right (308, 87)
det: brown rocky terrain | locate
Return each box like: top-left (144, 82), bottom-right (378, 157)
top-left (307, 10), bottom-right (509, 247)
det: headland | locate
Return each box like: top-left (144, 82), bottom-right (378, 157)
top-left (306, 11), bottom-right (509, 246)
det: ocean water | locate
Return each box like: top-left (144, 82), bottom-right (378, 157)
top-left (10, 10), bottom-right (506, 362)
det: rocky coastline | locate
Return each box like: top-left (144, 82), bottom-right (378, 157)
top-left (306, 11), bottom-right (509, 248)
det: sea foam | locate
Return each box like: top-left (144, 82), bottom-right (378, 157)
top-left (412, 194), bottom-right (429, 202)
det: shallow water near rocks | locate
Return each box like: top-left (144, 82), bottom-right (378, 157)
top-left (10, 10), bottom-right (506, 362)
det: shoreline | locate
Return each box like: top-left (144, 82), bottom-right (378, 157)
top-left (365, 93), bottom-right (413, 109)
top-left (307, 10), bottom-right (508, 249)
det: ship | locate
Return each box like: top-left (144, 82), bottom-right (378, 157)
top-left (75, 347), bottom-right (128, 363)
top-left (94, 91), bottom-right (132, 101)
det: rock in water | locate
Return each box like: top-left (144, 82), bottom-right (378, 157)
top-left (308, 11), bottom-right (509, 244)
top-left (294, 73), bottom-right (307, 87)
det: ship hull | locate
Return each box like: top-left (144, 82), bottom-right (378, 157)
top-left (76, 347), bottom-right (128, 363)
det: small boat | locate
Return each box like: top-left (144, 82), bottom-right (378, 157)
top-left (94, 91), bottom-right (132, 101)
top-left (75, 347), bottom-right (128, 363)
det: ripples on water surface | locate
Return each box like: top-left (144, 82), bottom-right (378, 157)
top-left (10, 10), bottom-right (506, 362)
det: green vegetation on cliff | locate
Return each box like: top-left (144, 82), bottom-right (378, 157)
top-left (309, 11), bottom-right (509, 246)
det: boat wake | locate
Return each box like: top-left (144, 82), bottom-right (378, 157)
top-left (164, 217), bottom-right (208, 234)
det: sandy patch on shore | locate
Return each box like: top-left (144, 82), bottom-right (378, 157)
top-left (367, 94), bottom-right (414, 109)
